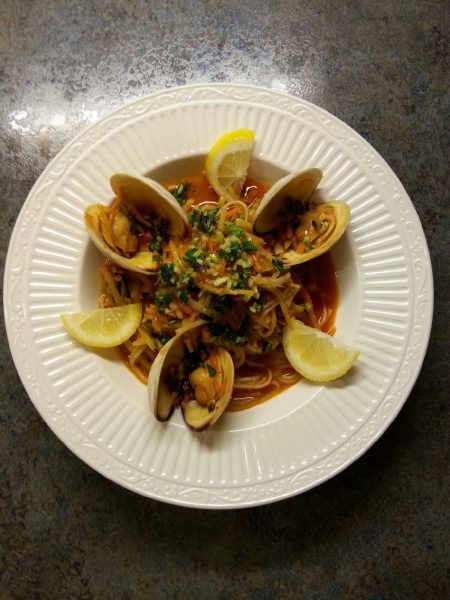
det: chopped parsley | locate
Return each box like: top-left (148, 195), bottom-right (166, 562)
top-left (207, 317), bottom-right (249, 346)
top-left (155, 290), bottom-right (173, 313)
top-left (178, 271), bottom-right (189, 285)
top-left (207, 364), bottom-right (216, 377)
top-left (224, 223), bottom-right (244, 237)
top-left (250, 300), bottom-right (264, 314)
top-left (218, 237), bottom-right (257, 263)
top-left (218, 242), bottom-right (238, 262)
top-left (158, 263), bottom-right (193, 301)
top-left (184, 247), bottom-right (203, 271)
top-left (231, 269), bottom-right (250, 290)
top-left (241, 240), bottom-right (257, 253)
top-left (149, 235), bottom-right (163, 252)
top-left (304, 238), bottom-right (312, 251)
top-left (160, 262), bottom-right (177, 287)
top-left (230, 317), bottom-right (249, 345)
top-left (189, 208), bottom-right (219, 235)
top-left (148, 218), bottom-right (168, 252)
top-left (272, 258), bottom-right (290, 274)
top-left (218, 240), bottom-right (242, 262)
top-left (171, 181), bottom-right (190, 206)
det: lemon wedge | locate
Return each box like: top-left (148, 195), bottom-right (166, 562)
top-left (61, 304), bottom-right (142, 348)
top-left (205, 129), bottom-right (254, 200)
top-left (282, 319), bottom-right (359, 382)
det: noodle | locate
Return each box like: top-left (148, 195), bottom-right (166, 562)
top-left (234, 368), bottom-right (273, 389)
top-left (96, 172), bottom-right (338, 411)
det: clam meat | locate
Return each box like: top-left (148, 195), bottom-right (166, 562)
top-left (252, 168), bottom-right (349, 265)
top-left (148, 324), bottom-right (234, 431)
top-left (252, 169), bottom-right (323, 234)
top-left (85, 173), bottom-right (189, 274)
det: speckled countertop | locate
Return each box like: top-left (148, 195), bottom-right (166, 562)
top-left (1, 1), bottom-right (448, 598)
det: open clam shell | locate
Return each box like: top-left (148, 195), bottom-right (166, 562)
top-left (147, 331), bottom-right (184, 423)
top-left (252, 168), bottom-right (323, 234)
top-left (181, 347), bottom-right (234, 431)
top-left (281, 200), bottom-right (350, 266)
top-left (148, 323), bottom-right (234, 431)
top-left (85, 173), bottom-right (189, 274)
top-left (252, 168), bottom-right (350, 266)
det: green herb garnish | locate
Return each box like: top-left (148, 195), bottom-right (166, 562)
top-left (241, 240), bottom-right (257, 253)
top-left (155, 290), bottom-right (173, 313)
top-left (218, 240), bottom-right (242, 262)
top-left (160, 263), bottom-right (177, 287)
top-left (184, 247), bottom-right (203, 271)
top-left (178, 270), bottom-right (193, 288)
top-left (207, 317), bottom-right (249, 346)
top-left (250, 301), bottom-right (264, 314)
top-left (231, 269), bottom-right (249, 290)
top-left (207, 364), bottom-right (216, 377)
top-left (149, 235), bottom-right (163, 252)
top-left (171, 182), bottom-right (190, 206)
top-left (272, 258), bottom-right (290, 274)
top-left (218, 237), bottom-right (256, 263)
top-left (189, 208), bottom-right (219, 235)
top-left (224, 223), bottom-right (244, 237)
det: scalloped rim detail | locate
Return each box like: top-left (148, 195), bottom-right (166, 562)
top-left (4, 84), bottom-right (433, 508)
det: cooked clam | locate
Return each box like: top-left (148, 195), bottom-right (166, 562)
top-left (252, 168), bottom-right (349, 265)
top-left (252, 169), bottom-right (323, 234)
top-left (281, 200), bottom-right (350, 266)
top-left (148, 324), bottom-right (234, 431)
top-left (147, 332), bottom-right (183, 423)
top-left (181, 347), bottom-right (234, 430)
top-left (85, 173), bottom-right (189, 274)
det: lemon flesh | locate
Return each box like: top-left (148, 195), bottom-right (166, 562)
top-left (61, 304), bottom-right (142, 348)
top-left (205, 129), bottom-right (254, 200)
top-left (282, 319), bottom-right (359, 382)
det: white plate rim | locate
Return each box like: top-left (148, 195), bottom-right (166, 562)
top-left (4, 83), bottom-right (433, 508)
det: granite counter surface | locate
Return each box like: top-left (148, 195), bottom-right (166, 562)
top-left (0, 1), bottom-right (448, 598)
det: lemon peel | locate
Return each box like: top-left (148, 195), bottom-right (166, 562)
top-left (61, 304), bottom-right (142, 348)
top-left (205, 129), bottom-right (254, 200)
top-left (282, 319), bottom-right (359, 382)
